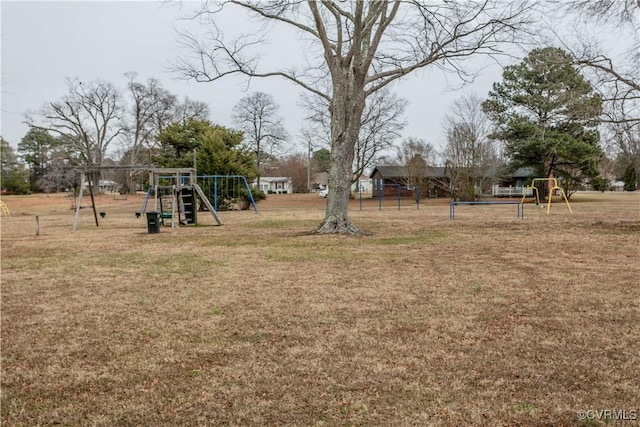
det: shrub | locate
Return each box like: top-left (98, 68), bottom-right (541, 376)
top-left (236, 188), bottom-right (266, 210)
top-left (590, 176), bottom-right (608, 192)
top-left (1, 170), bottom-right (31, 195)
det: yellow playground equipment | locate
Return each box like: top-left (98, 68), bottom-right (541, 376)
top-left (520, 178), bottom-right (572, 215)
top-left (0, 200), bottom-right (10, 217)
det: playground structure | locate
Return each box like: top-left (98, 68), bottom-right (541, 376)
top-left (72, 166), bottom-right (114, 230)
top-left (520, 178), bottom-right (572, 215)
top-left (71, 165), bottom-right (260, 230)
top-left (138, 173), bottom-right (257, 226)
top-left (138, 168), bottom-right (222, 228)
top-left (71, 166), bottom-right (223, 231)
top-left (449, 178), bottom-right (572, 220)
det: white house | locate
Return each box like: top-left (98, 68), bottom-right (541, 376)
top-left (98, 179), bottom-right (118, 193)
top-left (611, 181), bottom-right (625, 191)
top-left (352, 176), bottom-right (373, 194)
top-left (254, 177), bottom-right (293, 194)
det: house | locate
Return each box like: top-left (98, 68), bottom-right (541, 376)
top-left (494, 167), bottom-right (535, 187)
top-left (311, 173), bottom-right (371, 194)
top-left (369, 164), bottom-right (539, 199)
top-left (98, 179), bottom-right (118, 193)
top-left (491, 167), bottom-right (535, 197)
top-left (352, 175), bottom-right (373, 194)
top-left (369, 165), bottom-right (449, 198)
top-left (254, 177), bottom-right (293, 194)
top-left (610, 181), bottom-right (625, 191)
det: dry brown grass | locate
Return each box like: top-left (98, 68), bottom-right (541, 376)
top-left (1, 192), bottom-right (639, 426)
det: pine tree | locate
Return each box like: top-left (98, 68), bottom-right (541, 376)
top-left (483, 47), bottom-right (604, 197)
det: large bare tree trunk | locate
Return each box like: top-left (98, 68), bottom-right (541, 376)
top-left (317, 131), bottom-right (362, 234)
top-left (315, 65), bottom-right (367, 234)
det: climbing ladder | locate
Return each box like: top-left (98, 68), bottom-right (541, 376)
top-left (155, 185), bottom-right (203, 227)
top-left (179, 187), bottom-right (197, 225)
top-left (157, 186), bottom-right (178, 228)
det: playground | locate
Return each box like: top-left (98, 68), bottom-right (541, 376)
top-left (1, 192), bottom-right (639, 426)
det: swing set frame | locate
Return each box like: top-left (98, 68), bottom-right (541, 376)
top-left (520, 177), bottom-right (573, 215)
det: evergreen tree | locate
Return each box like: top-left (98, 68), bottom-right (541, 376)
top-left (196, 125), bottom-right (256, 178)
top-left (18, 129), bottom-right (58, 191)
top-left (155, 119), bottom-right (259, 208)
top-left (483, 47), bottom-right (604, 197)
top-left (155, 119), bottom-right (255, 178)
top-left (1, 137), bottom-right (30, 195)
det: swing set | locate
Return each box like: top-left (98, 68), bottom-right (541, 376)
top-left (68, 166), bottom-right (259, 231)
top-left (71, 165), bottom-right (151, 230)
top-left (520, 177), bottom-right (572, 215)
top-left (70, 166), bottom-right (223, 230)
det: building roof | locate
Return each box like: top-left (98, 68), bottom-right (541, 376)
top-left (370, 165), bottom-right (407, 178)
top-left (370, 165), bottom-right (447, 179)
top-left (258, 176), bottom-right (291, 183)
top-left (371, 164), bottom-right (537, 180)
top-left (511, 167), bottom-right (536, 178)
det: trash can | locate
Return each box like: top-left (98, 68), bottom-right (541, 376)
top-left (146, 211), bottom-right (160, 234)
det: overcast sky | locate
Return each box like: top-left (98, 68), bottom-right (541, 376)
top-left (1, 1), bottom-right (633, 158)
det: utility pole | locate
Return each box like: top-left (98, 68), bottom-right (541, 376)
top-left (307, 138), bottom-right (311, 193)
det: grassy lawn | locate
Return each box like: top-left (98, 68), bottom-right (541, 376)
top-left (1, 192), bottom-right (639, 426)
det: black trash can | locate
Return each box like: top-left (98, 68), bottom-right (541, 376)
top-left (146, 211), bottom-right (160, 234)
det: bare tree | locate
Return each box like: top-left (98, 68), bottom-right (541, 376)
top-left (127, 86), bottom-right (208, 151)
top-left (25, 78), bottom-right (124, 199)
top-left (559, 1), bottom-right (640, 188)
top-left (172, 97), bottom-right (210, 125)
top-left (274, 152), bottom-right (309, 193)
top-left (571, 47), bottom-right (639, 127)
top-left (301, 86), bottom-right (408, 182)
top-left (560, 1), bottom-right (639, 123)
top-left (609, 122), bottom-right (640, 188)
top-left (175, 1), bottom-right (532, 234)
top-left (443, 94), bottom-right (501, 201)
top-left (395, 137), bottom-right (437, 197)
top-left (124, 73), bottom-right (211, 158)
top-left (232, 92), bottom-right (288, 188)
top-left (119, 74), bottom-right (210, 190)
top-left (123, 73), bottom-right (177, 162)
top-left (569, 0), bottom-right (639, 42)
top-left (37, 142), bottom-right (77, 194)
top-left (27, 78), bottom-right (124, 168)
